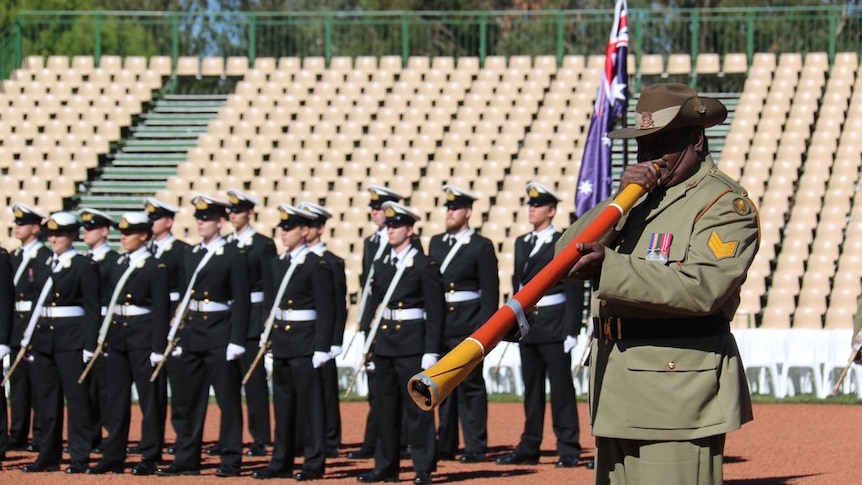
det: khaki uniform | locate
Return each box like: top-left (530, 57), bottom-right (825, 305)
top-left (557, 157), bottom-right (758, 484)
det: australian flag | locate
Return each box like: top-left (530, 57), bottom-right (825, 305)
top-left (575, 0), bottom-right (629, 217)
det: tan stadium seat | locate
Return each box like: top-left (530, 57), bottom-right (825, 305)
top-left (665, 54), bottom-right (691, 75)
top-left (71, 55), bottom-right (95, 73)
top-left (329, 56), bottom-right (353, 73)
top-left (252, 57), bottom-right (276, 73)
top-left (225, 56), bottom-right (249, 76)
top-left (99, 55), bottom-right (122, 73)
top-left (148, 56), bottom-right (172, 77)
top-left (46, 55), bottom-right (69, 71)
top-left (200, 57), bottom-right (224, 76)
top-left (355, 56), bottom-right (377, 73)
top-left (457, 56), bottom-right (479, 74)
top-left (378, 55), bottom-right (402, 74)
top-left (278, 57), bottom-right (301, 73)
top-left (24, 55), bottom-right (44, 70)
top-left (721, 53), bottom-right (748, 74)
top-left (175, 56), bottom-right (200, 76)
top-left (638, 54), bottom-right (664, 76)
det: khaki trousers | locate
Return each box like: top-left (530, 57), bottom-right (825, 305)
top-left (595, 435), bottom-right (725, 485)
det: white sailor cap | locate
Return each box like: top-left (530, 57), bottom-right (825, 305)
top-left (297, 202), bottom-right (333, 223)
top-left (382, 201), bottom-right (421, 227)
top-left (11, 203), bottom-right (46, 225)
top-left (78, 208), bottom-right (115, 230)
top-left (441, 184), bottom-right (477, 209)
top-left (118, 212), bottom-right (153, 233)
top-left (367, 185), bottom-right (404, 209)
top-left (144, 197), bottom-right (180, 220)
top-left (226, 189), bottom-right (259, 212)
top-left (46, 212), bottom-right (81, 233)
top-left (276, 204), bottom-right (318, 229)
top-left (191, 194), bottom-right (230, 220)
top-left (525, 181), bottom-right (561, 206)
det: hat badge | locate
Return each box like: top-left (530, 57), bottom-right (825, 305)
top-left (370, 192), bottom-right (380, 201)
top-left (528, 187), bottom-right (539, 199)
top-left (229, 195), bottom-right (240, 205)
top-left (385, 207), bottom-right (396, 218)
top-left (280, 212), bottom-right (290, 221)
top-left (695, 98), bottom-right (706, 114)
top-left (81, 212), bottom-right (94, 222)
top-left (446, 192), bottom-right (456, 201)
top-left (47, 220), bottom-right (59, 230)
top-left (118, 219), bottom-right (130, 230)
top-left (640, 111), bottom-right (655, 129)
top-left (195, 200), bottom-right (209, 211)
top-left (145, 203), bottom-right (155, 213)
top-left (14, 208), bottom-right (23, 218)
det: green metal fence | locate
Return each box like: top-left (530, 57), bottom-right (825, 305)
top-left (1, 6), bottom-right (861, 79)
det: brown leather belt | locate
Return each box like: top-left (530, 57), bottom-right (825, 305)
top-left (592, 316), bottom-right (730, 341)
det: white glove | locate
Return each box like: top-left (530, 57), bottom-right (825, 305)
top-left (312, 350), bottom-right (331, 369)
top-left (563, 335), bottom-right (578, 353)
top-left (0, 344), bottom-right (11, 360)
top-left (226, 343), bottom-right (245, 361)
top-left (149, 352), bottom-right (165, 367)
top-left (365, 361), bottom-right (376, 374)
top-left (421, 353), bottom-right (439, 370)
top-left (82, 349), bottom-right (94, 363)
top-left (329, 345), bottom-right (343, 358)
top-left (171, 346), bottom-right (183, 358)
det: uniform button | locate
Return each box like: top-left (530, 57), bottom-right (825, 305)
top-left (190, 289), bottom-right (196, 295)
top-left (381, 324), bottom-right (388, 330)
top-left (449, 283), bottom-right (455, 289)
top-left (668, 361), bottom-right (676, 370)
top-left (204, 298), bottom-right (210, 303)
top-left (203, 315), bottom-right (208, 321)
top-left (274, 324), bottom-right (280, 330)
top-left (55, 292), bottom-right (60, 298)
top-left (285, 325), bottom-right (291, 331)
top-left (36, 324), bottom-right (41, 330)
top-left (51, 302), bottom-right (57, 307)
top-left (449, 306), bottom-right (455, 312)
top-left (123, 322), bottom-right (128, 327)
top-left (288, 300), bottom-right (294, 306)
top-left (112, 321), bottom-right (117, 325)
top-left (126, 294), bottom-right (132, 299)
top-left (49, 325), bottom-right (55, 331)
top-left (203, 291), bottom-right (209, 298)
top-left (395, 324), bottom-right (401, 331)
top-left (19, 293), bottom-right (24, 298)
top-left (398, 302), bottom-right (403, 308)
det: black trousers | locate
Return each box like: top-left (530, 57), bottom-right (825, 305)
top-left (516, 342), bottom-right (581, 457)
top-left (89, 357), bottom-right (107, 447)
top-left (321, 358), bottom-right (342, 449)
top-left (240, 337), bottom-right (271, 447)
top-left (371, 354), bottom-right (436, 476)
top-left (100, 347), bottom-right (167, 464)
top-left (30, 348), bottom-right (93, 466)
top-left (166, 355), bottom-right (188, 451)
top-left (172, 347), bottom-right (243, 473)
top-left (269, 356), bottom-right (326, 474)
top-left (437, 336), bottom-right (488, 456)
top-left (8, 346), bottom-right (38, 447)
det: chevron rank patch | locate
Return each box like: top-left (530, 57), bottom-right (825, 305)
top-left (708, 231), bottom-right (738, 260)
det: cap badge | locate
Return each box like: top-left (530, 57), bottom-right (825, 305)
top-left (118, 219), bottom-right (129, 229)
top-left (229, 195), bottom-right (240, 205)
top-left (385, 207), bottom-right (396, 217)
top-left (695, 98), bottom-right (707, 114)
top-left (47, 220), bottom-right (59, 230)
top-left (81, 213), bottom-right (93, 222)
top-left (446, 192), bottom-right (456, 201)
top-left (528, 187), bottom-right (539, 199)
top-left (14, 208), bottom-right (23, 218)
top-left (640, 111), bottom-right (654, 129)
top-left (145, 203), bottom-right (155, 213)
top-left (281, 212), bottom-right (290, 221)
top-left (195, 200), bottom-right (209, 211)
top-left (370, 192), bottom-right (380, 201)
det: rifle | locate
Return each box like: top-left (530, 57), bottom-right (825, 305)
top-left (2, 276), bottom-right (53, 387)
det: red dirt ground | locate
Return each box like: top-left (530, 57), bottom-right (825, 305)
top-left (1, 401), bottom-right (859, 484)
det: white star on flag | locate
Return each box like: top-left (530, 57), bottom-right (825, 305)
top-left (578, 180), bottom-right (594, 196)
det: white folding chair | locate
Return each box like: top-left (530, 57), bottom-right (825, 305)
top-left (735, 328), bottom-right (785, 397)
top-left (483, 342), bottom-right (523, 396)
top-left (822, 329), bottom-right (857, 396)
top-left (779, 329), bottom-right (828, 398)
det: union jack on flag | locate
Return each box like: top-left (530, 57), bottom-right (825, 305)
top-left (575, 0), bottom-right (629, 217)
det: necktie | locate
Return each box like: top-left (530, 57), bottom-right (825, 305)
top-left (52, 257), bottom-right (60, 270)
top-left (148, 241), bottom-right (156, 254)
top-left (391, 256), bottom-right (399, 267)
top-left (372, 233), bottom-right (379, 245)
top-left (87, 250), bottom-right (94, 259)
top-left (448, 236), bottom-right (455, 247)
top-left (529, 233), bottom-right (538, 248)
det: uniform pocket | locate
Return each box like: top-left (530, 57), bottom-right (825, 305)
top-left (623, 345), bottom-right (725, 430)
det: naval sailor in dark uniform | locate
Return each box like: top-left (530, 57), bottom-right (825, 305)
top-left (87, 212), bottom-right (170, 475)
top-left (0, 242), bottom-right (13, 466)
top-left (252, 204), bottom-right (334, 481)
top-left (24, 212), bottom-right (99, 474)
top-left (357, 202), bottom-right (444, 485)
top-left (496, 181), bottom-right (584, 468)
top-left (155, 195), bottom-right (249, 478)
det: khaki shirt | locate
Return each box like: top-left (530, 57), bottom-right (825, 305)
top-left (557, 156), bottom-right (759, 440)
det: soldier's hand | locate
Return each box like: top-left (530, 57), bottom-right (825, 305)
top-left (0, 344), bottom-right (10, 360)
top-left (365, 361), bottom-right (376, 374)
top-left (149, 352), bottom-right (164, 367)
top-left (621, 160), bottom-right (662, 192)
top-left (421, 353), bottom-right (439, 370)
top-left (82, 349), bottom-right (95, 364)
top-left (563, 335), bottom-right (578, 353)
top-left (226, 343), bottom-right (245, 361)
top-left (312, 351), bottom-right (331, 369)
top-left (329, 345), bottom-right (343, 358)
top-left (171, 346), bottom-right (183, 358)
top-left (567, 242), bottom-right (605, 280)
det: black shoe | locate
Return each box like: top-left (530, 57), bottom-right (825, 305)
top-left (66, 462), bottom-right (89, 474)
top-left (246, 442), bottom-right (267, 457)
top-left (347, 449), bottom-right (374, 459)
top-left (495, 452), bottom-right (539, 465)
top-left (326, 446), bottom-right (339, 458)
top-left (294, 470), bottom-right (323, 481)
top-left (155, 465), bottom-right (200, 476)
top-left (357, 469), bottom-right (399, 483)
top-left (87, 460), bottom-right (124, 474)
top-left (126, 445), bottom-right (142, 454)
top-left (400, 446), bottom-right (412, 459)
top-left (131, 460), bottom-right (158, 476)
top-left (413, 472), bottom-right (432, 484)
top-left (22, 462), bottom-right (60, 473)
top-left (586, 458), bottom-right (595, 470)
top-left (166, 445), bottom-right (177, 455)
top-left (206, 445), bottom-right (224, 456)
top-left (460, 452), bottom-right (485, 463)
top-left (25, 443), bottom-right (40, 453)
top-left (436, 451), bottom-right (456, 461)
top-left (556, 454), bottom-right (579, 468)
top-left (215, 467), bottom-right (240, 477)
top-left (252, 468), bottom-right (290, 480)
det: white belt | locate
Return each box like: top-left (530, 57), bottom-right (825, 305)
top-left (101, 306), bottom-right (108, 316)
top-left (250, 291), bottom-right (264, 304)
top-left (15, 301), bottom-right (33, 312)
top-left (169, 292), bottom-right (180, 302)
top-left (273, 309), bottom-right (318, 321)
top-left (445, 291), bottom-right (481, 303)
top-left (536, 293), bottom-right (567, 307)
top-left (188, 300), bottom-right (231, 312)
top-left (41, 306), bottom-right (86, 318)
top-left (382, 308), bottom-right (426, 320)
top-left (113, 305), bottom-right (152, 317)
